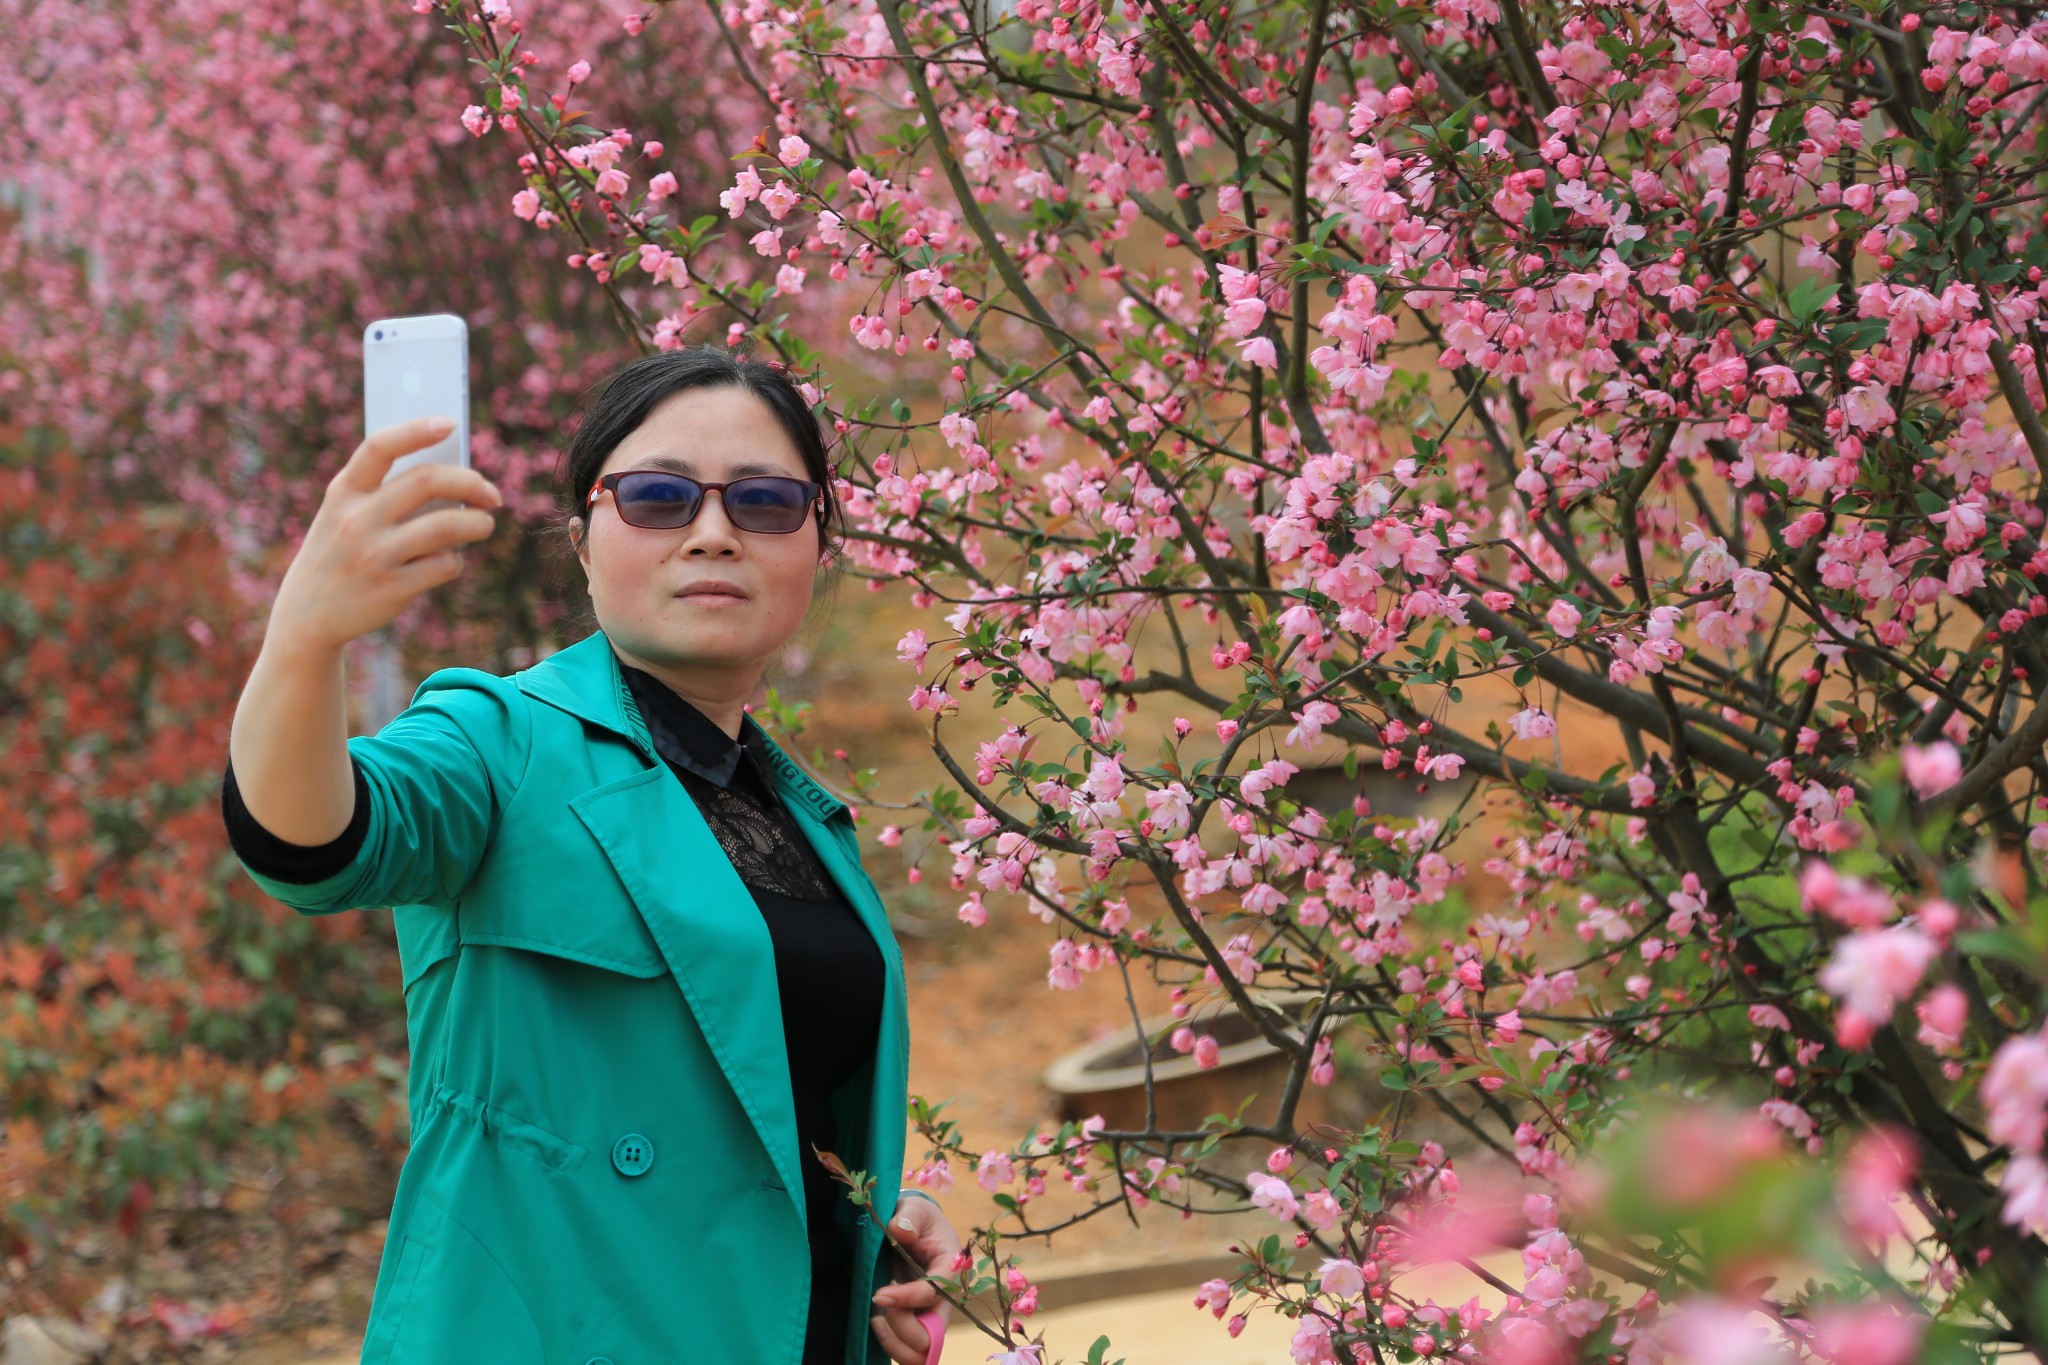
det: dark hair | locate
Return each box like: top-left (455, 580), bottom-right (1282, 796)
top-left (559, 345), bottom-right (841, 556)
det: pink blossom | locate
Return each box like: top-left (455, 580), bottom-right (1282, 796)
top-left (1046, 938), bottom-right (1081, 991)
top-left (1145, 783), bottom-right (1192, 832)
top-left (1290, 1315), bottom-right (1337, 1365)
top-left (2001, 1155), bottom-right (2048, 1237)
top-left (1557, 1299), bottom-right (1608, 1337)
top-left (1800, 863), bottom-right (1897, 928)
top-left (1810, 1300), bottom-right (1928, 1365)
top-left (1247, 1171), bottom-right (1299, 1220)
top-left (1285, 700), bottom-right (1341, 747)
top-left (1301, 1187), bottom-right (1342, 1229)
top-left (1316, 1257), bottom-right (1365, 1297)
top-left (1239, 758), bottom-right (1299, 807)
top-left (1239, 336), bottom-right (1278, 368)
top-left (1216, 263), bottom-right (1260, 302)
top-left (1660, 1298), bottom-right (1784, 1365)
top-left (1984, 1029), bottom-right (2048, 1155)
top-left (1842, 384), bottom-right (1897, 431)
top-left (718, 166), bottom-right (763, 217)
top-left (849, 314), bottom-right (891, 350)
top-left (1818, 924), bottom-right (1939, 1033)
top-left (1759, 1097), bottom-right (1814, 1140)
top-left (646, 171), bottom-right (678, 200)
top-left (1838, 1127), bottom-right (1915, 1243)
top-left (1423, 752), bottom-right (1466, 781)
top-left (976, 1150), bottom-right (1014, 1191)
top-left (1914, 982), bottom-right (1968, 1053)
top-left (1900, 741), bottom-right (1962, 797)
top-left (1546, 600), bottom-right (1582, 638)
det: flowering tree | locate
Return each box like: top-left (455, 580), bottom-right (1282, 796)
top-left (432, 0), bottom-right (2048, 1356)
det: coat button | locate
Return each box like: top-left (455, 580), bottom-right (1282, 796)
top-left (611, 1134), bottom-right (654, 1177)
top-left (586, 1359), bottom-right (615, 1365)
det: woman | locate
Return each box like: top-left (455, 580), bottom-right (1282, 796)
top-left (220, 348), bottom-right (958, 1364)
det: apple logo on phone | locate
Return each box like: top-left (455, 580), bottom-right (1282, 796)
top-left (402, 366), bottom-right (424, 395)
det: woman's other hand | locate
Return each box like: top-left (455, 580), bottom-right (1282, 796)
top-left (869, 1193), bottom-right (963, 1363)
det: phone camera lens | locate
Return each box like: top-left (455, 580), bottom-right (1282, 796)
top-left (373, 329), bottom-right (383, 340)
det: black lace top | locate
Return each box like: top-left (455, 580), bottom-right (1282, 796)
top-left (219, 655), bottom-right (886, 1365)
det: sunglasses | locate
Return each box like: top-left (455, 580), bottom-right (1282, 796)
top-left (588, 470), bottom-right (824, 534)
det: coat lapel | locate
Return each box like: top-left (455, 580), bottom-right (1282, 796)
top-left (518, 630), bottom-right (907, 1239)
top-left (566, 768), bottom-right (808, 1219)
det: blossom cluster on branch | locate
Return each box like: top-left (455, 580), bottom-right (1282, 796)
top-left (406, 0), bottom-right (2048, 1355)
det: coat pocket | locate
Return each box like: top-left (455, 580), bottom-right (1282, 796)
top-left (420, 1082), bottom-right (588, 1175)
top-left (360, 1193), bottom-right (545, 1364)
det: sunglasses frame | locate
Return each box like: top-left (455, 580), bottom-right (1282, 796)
top-left (588, 469), bottom-right (824, 534)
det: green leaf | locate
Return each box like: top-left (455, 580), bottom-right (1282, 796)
top-left (1786, 277), bottom-right (1833, 323)
top-left (1955, 927), bottom-right (2042, 972)
top-left (1084, 1336), bottom-right (1125, 1365)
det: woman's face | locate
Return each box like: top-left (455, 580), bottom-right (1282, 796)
top-left (573, 385), bottom-right (822, 690)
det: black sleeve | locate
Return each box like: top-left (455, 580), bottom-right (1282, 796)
top-left (220, 756), bottom-right (372, 885)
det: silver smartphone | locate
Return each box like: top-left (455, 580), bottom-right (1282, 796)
top-left (364, 313), bottom-right (470, 519)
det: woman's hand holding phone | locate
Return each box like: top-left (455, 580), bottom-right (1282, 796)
top-left (267, 416), bottom-right (503, 657)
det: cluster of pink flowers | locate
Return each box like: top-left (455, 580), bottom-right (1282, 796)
top-left (422, 0), bottom-right (2048, 1354)
top-left (1985, 1029), bottom-right (2048, 1237)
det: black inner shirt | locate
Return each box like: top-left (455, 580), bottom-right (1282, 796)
top-left (220, 655), bottom-right (886, 1365)
top-left (615, 661), bottom-right (887, 1365)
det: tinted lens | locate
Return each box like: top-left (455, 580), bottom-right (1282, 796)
top-left (723, 476), bottom-right (816, 533)
top-left (615, 471), bottom-right (704, 528)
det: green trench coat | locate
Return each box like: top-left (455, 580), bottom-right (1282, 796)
top-left (233, 629), bottom-right (909, 1364)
